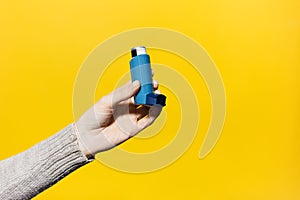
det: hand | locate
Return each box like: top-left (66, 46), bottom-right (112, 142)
top-left (74, 79), bottom-right (162, 158)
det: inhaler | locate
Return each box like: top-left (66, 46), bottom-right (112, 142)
top-left (129, 46), bottom-right (166, 106)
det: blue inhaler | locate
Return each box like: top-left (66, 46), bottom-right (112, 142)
top-left (130, 46), bottom-right (166, 106)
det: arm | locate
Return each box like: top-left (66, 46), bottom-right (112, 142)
top-left (0, 80), bottom-right (161, 199)
top-left (0, 124), bottom-right (90, 200)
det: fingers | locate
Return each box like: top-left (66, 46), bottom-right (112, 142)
top-left (133, 105), bottom-right (150, 121)
top-left (98, 68), bottom-right (159, 109)
top-left (153, 80), bottom-right (158, 90)
top-left (136, 105), bottom-right (162, 129)
top-left (154, 89), bottom-right (161, 94)
top-left (152, 69), bottom-right (159, 90)
top-left (100, 80), bottom-right (140, 108)
top-left (113, 80), bottom-right (140, 105)
top-left (112, 79), bottom-right (158, 104)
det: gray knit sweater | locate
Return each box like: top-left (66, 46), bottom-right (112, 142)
top-left (0, 124), bottom-right (91, 199)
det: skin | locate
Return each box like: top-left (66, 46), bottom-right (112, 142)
top-left (75, 79), bottom-right (162, 158)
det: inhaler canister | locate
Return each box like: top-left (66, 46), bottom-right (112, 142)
top-left (129, 46), bottom-right (166, 106)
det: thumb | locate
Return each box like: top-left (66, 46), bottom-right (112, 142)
top-left (109, 80), bottom-right (140, 106)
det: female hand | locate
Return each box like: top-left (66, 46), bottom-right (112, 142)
top-left (74, 79), bottom-right (162, 158)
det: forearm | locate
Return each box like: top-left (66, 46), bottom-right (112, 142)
top-left (0, 124), bottom-right (91, 200)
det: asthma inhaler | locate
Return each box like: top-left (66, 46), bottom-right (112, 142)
top-left (130, 46), bottom-right (166, 106)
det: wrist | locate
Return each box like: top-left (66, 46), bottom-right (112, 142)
top-left (72, 123), bottom-right (94, 160)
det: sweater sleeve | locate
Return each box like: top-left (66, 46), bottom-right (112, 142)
top-left (0, 124), bottom-right (92, 200)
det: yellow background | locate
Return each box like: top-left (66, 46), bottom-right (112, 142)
top-left (0, 0), bottom-right (299, 199)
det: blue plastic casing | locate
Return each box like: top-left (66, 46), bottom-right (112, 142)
top-left (130, 54), bottom-right (152, 104)
top-left (129, 47), bottom-right (166, 106)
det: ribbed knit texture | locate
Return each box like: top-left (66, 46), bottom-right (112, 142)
top-left (0, 124), bottom-right (91, 200)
